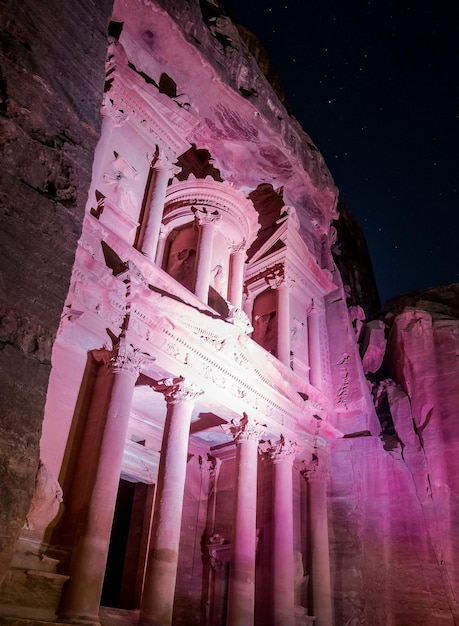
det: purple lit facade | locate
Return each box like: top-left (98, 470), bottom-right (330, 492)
top-left (0, 1), bottom-right (458, 625)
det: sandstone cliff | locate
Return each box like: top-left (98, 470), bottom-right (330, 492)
top-left (0, 0), bottom-right (112, 583)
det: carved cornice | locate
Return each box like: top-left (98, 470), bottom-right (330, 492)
top-left (106, 58), bottom-right (192, 160)
top-left (70, 234), bottom-right (333, 442)
top-left (191, 206), bottom-right (221, 226)
top-left (163, 177), bottom-right (259, 248)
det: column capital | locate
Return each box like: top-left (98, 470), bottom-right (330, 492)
top-left (228, 239), bottom-right (246, 254)
top-left (261, 434), bottom-right (298, 463)
top-left (226, 413), bottom-right (266, 443)
top-left (154, 376), bottom-right (203, 405)
top-left (110, 341), bottom-right (150, 378)
top-left (307, 297), bottom-right (322, 315)
top-left (301, 458), bottom-right (329, 483)
top-left (147, 145), bottom-right (180, 176)
top-left (192, 206), bottom-right (221, 226)
top-left (158, 223), bottom-right (170, 240)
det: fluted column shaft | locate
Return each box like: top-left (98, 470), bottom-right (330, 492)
top-left (141, 167), bottom-right (170, 261)
top-left (60, 344), bottom-right (142, 625)
top-left (140, 378), bottom-right (202, 626)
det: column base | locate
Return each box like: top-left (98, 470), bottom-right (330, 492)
top-left (295, 605), bottom-right (316, 625)
top-left (57, 611), bottom-right (100, 626)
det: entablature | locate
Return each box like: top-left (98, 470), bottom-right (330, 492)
top-left (104, 40), bottom-right (194, 161)
top-left (162, 176), bottom-right (259, 249)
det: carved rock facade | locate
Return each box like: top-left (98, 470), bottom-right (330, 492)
top-left (0, 1), bottom-right (457, 626)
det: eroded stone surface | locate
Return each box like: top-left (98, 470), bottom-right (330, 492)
top-left (0, 0), bottom-right (113, 584)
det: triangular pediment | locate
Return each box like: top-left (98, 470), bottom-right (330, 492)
top-left (248, 221), bottom-right (288, 264)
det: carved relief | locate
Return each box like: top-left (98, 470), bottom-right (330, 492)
top-left (110, 341), bottom-right (151, 378)
top-left (261, 434), bottom-right (298, 462)
top-left (165, 223), bottom-right (199, 291)
top-left (156, 376), bottom-right (203, 405)
top-left (24, 461), bottom-right (63, 534)
top-left (301, 458), bottom-right (329, 483)
top-left (225, 413), bottom-right (266, 443)
top-left (252, 286), bottom-right (278, 355)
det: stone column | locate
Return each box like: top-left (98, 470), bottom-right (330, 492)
top-left (226, 415), bottom-right (264, 626)
top-left (303, 457), bottom-right (333, 626)
top-left (228, 243), bottom-right (246, 309)
top-left (264, 437), bottom-right (296, 626)
top-left (141, 165), bottom-right (171, 261)
top-left (139, 378), bottom-right (202, 626)
top-left (154, 224), bottom-right (168, 267)
top-left (59, 343), bottom-right (143, 625)
top-left (194, 210), bottom-right (221, 303)
top-left (268, 273), bottom-right (293, 367)
top-left (307, 300), bottom-right (323, 389)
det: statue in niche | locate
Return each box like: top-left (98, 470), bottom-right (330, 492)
top-left (252, 288), bottom-right (277, 355)
top-left (165, 225), bottom-right (198, 291)
top-left (252, 311), bottom-right (277, 355)
top-left (103, 152), bottom-right (139, 215)
top-left (210, 263), bottom-right (225, 296)
top-left (294, 550), bottom-right (309, 608)
top-left (24, 460), bottom-right (63, 536)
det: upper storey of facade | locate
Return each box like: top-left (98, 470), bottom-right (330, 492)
top-left (54, 0), bottom-right (376, 486)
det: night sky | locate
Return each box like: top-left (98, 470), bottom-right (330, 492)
top-left (219, 0), bottom-right (459, 304)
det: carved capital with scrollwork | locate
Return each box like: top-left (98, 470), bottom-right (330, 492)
top-left (147, 145), bottom-right (181, 176)
top-left (155, 376), bottom-right (203, 405)
top-left (110, 341), bottom-right (151, 378)
top-left (226, 413), bottom-right (266, 443)
top-left (261, 434), bottom-right (298, 463)
top-left (301, 458), bottom-right (329, 483)
top-left (228, 239), bottom-right (247, 254)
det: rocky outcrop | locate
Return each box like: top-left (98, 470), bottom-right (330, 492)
top-left (329, 284), bottom-right (459, 624)
top-left (0, 0), bottom-right (113, 583)
top-left (332, 200), bottom-right (381, 320)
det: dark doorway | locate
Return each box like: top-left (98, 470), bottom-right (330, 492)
top-left (101, 479), bottom-right (154, 609)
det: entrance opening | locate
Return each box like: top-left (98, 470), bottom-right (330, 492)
top-left (101, 479), bottom-right (153, 609)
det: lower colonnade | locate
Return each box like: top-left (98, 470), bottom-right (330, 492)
top-left (54, 338), bottom-right (333, 626)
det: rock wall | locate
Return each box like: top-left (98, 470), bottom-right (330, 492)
top-left (329, 284), bottom-right (459, 625)
top-left (0, 0), bottom-right (113, 582)
top-left (332, 200), bottom-right (381, 320)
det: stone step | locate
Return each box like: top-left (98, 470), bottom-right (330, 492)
top-left (0, 607), bottom-right (140, 626)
